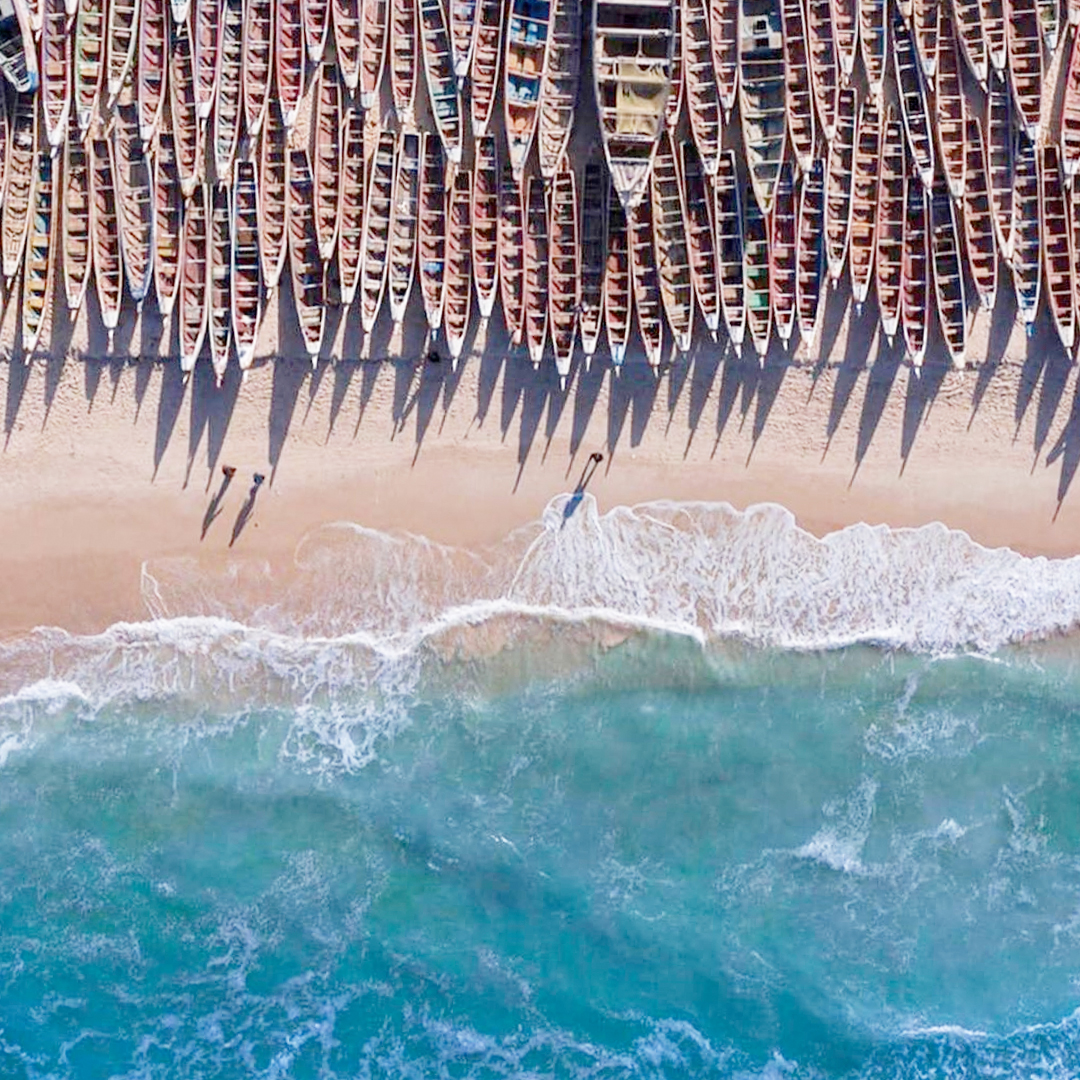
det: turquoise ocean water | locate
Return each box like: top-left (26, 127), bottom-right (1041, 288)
top-left (3, 497), bottom-right (1080, 1079)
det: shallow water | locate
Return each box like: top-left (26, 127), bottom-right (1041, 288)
top-left (2, 498), bottom-right (1080, 1079)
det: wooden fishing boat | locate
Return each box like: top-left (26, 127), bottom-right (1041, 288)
top-left (503, 0), bottom-right (551, 179)
top-left (715, 148), bottom-right (746, 347)
top-left (358, 129), bottom-right (394, 335)
top-left (193, 0), bottom-right (220, 119)
top-left (276, 0), bottom-right (304, 127)
top-left (848, 92), bottom-right (879, 308)
top-left (0, 0), bottom-right (39, 94)
top-left (1011, 136), bottom-right (1040, 332)
top-left (113, 94), bottom-right (154, 308)
top-left (1063, 30), bottom-right (1080, 181)
top-left (779, 0), bottom-right (813, 172)
top-left (21, 152), bottom-right (55, 355)
top-left (795, 157), bottom-right (825, 348)
top-left (337, 108), bottom-right (365, 306)
top-left (241, 0), bottom-right (272, 135)
top-left (62, 112), bottom-right (92, 315)
top-left (449, 0), bottom-right (477, 75)
top-left (628, 192), bottom-right (664, 367)
top-left (934, 8), bottom-right (966, 199)
top-left (153, 112), bottom-right (182, 317)
top-left (496, 160), bottom-right (524, 345)
top-left (875, 108), bottom-right (904, 343)
top-left (806, 0), bottom-right (838, 142)
top-left (986, 73), bottom-right (1013, 262)
top-left (769, 161), bottom-right (797, 348)
top-left (74, 0), bottom-right (106, 133)
top-left (420, 0), bottom-right (463, 164)
top-left (929, 175), bottom-right (967, 366)
top-left (333, 0), bottom-right (361, 89)
top-left (604, 176), bottom-right (632, 366)
top-left (137, 0), bottom-right (166, 142)
top-left (387, 129), bottom-right (421, 326)
top-left (419, 131), bottom-right (447, 333)
top-left (579, 160), bottom-right (606, 361)
top-left (1072, 181), bottom-right (1080, 337)
top-left (171, 0), bottom-right (191, 22)
top-left (901, 167), bottom-right (929, 366)
top-left (682, 0), bottom-right (721, 172)
top-left (831, 0), bottom-right (856, 81)
top-left (471, 133), bottom-right (499, 321)
top-left (287, 148), bottom-right (326, 361)
top-left (312, 61), bottom-right (341, 261)
top-left (666, 0), bottom-right (684, 129)
top-left (711, 0), bottom-right (739, 119)
top-left (650, 131), bottom-right (693, 353)
top-left (857, 0), bottom-right (886, 98)
top-left (953, 0), bottom-right (987, 89)
top-left (258, 100), bottom-right (288, 294)
top-left (549, 165), bottom-right (580, 383)
top-left (470, 0), bottom-right (503, 137)
top-left (961, 116), bottom-right (997, 313)
top-left (1007, 0), bottom-right (1042, 141)
top-left (979, 0), bottom-right (1005, 72)
top-left (212, 0), bottom-right (243, 180)
top-left (681, 142), bottom-right (719, 336)
top-left (179, 182), bottom-right (208, 375)
top-left (912, 0), bottom-right (936, 81)
top-left (739, 0), bottom-right (786, 215)
top-left (523, 174), bottom-right (550, 365)
top-left (231, 160), bottom-right (260, 372)
top-left (824, 84), bottom-right (856, 285)
top-left (302, 0), bottom-right (330, 62)
top-left (595, 0), bottom-right (675, 210)
top-left (169, 15), bottom-right (200, 196)
top-left (537, 0), bottom-right (580, 180)
top-left (1040, 145), bottom-right (1074, 350)
top-left (359, 0), bottom-right (387, 107)
top-left (207, 182), bottom-right (232, 382)
top-left (89, 132), bottom-right (122, 348)
top-left (1037, 0), bottom-right (1058, 51)
top-left (1071, 0), bottom-right (1080, 26)
top-left (893, 13), bottom-right (934, 188)
top-left (40, 0), bottom-right (70, 149)
top-left (105, 0), bottom-right (138, 101)
top-left (2, 91), bottom-right (36, 284)
top-left (390, 0), bottom-right (417, 124)
top-left (743, 187), bottom-right (770, 359)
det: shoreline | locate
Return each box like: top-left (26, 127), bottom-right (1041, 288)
top-left (2, 340), bottom-right (1080, 640)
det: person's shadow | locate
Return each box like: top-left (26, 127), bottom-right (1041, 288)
top-left (201, 465), bottom-right (237, 539)
top-left (229, 474), bottom-right (266, 547)
top-left (562, 453), bottom-right (604, 527)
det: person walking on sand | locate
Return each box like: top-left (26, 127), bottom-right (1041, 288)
top-left (562, 453), bottom-right (604, 527)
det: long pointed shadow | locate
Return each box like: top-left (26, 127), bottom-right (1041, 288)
top-left (1032, 333), bottom-right (1073, 465)
top-left (629, 362), bottom-right (660, 447)
top-left (328, 359), bottom-right (357, 437)
top-left (475, 339), bottom-right (507, 429)
top-left (713, 344), bottom-right (747, 451)
top-left (823, 297), bottom-right (877, 457)
top-left (853, 333), bottom-right (904, 479)
top-left (42, 291), bottom-right (77, 426)
top-left (153, 356), bottom-right (188, 478)
top-left (268, 357), bottom-right (309, 482)
top-left (1014, 320), bottom-right (1050, 438)
top-left (134, 307), bottom-right (166, 419)
top-left (515, 360), bottom-right (555, 486)
top-left (685, 339), bottom-right (721, 455)
top-left (184, 358), bottom-right (243, 489)
top-left (815, 277), bottom-right (851, 367)
top-left (229, 475), bottom-right (265, 547)
top-left (568, 353), bottom-right (607, 463)
top-left (606, 360), bottom-right (639, 462)
top-left (500, 350), bottom-right (533, 440)
top-left (748, 340), bottom-right (791, 459)
top-left (392, 357), bottom-right (419, 434)
top-left (969, 282), bottom-right (1016, 425)
top-left (4, 347), bottom-right (31, 447)
top-left (408, 356), bottom-right (450, 462)
top-left (899, 354), bottom-right (949, 471)
top-left (665, 345), bottom-right (692, 431)
top-left (201, 466), bottom-right (237, 539)
top-left (1046, 375), bottom-right (1080, 511)
top-left (542, 361), bottom-right (574, 460)
top-left (352, 360), bottom-right (382, 437)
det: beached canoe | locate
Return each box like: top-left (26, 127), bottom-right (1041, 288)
top-left (979, 0), bottom-right (1005, 72)
top-left (137, 0), bottom-right (166, 142)
top-left (337, 107), bottom-right (365, 306)
top-left (419, 132), bottom-right (447, 334)
top-left (795, 157), bottom-right (825, 348)
top-left (1037, 0), bottom-right (1058, 51)
top-left (332, 0), bottom-right (360, 91)
top-left (961, 115), bottom-right (997, 314)
top-left (770, 161), bottom-right (797, 348)
top-left (420, 0), bottom-right (462, 164)
top-left (1007, 0), bottom-right (1042, 141)
top-left (62, 111), bottom-right (92, 315)
top-left (681, 141), bottom-right (720, 337)
top-left (824, 84), bottom-right (856, 285)
top-left (105, 0), bottom-right (138, 102)
top-left (683, 0), bottom-right (721, 172)
top-left (497, 162), bottom-right (523, 345)
top-left (359, 0), bottom-right (388, 108)
top-left (1063, 30), bottom-right (1080, 182)
top-left (739, 0), bottom-right (786, 215)
top-left (743, 186), bottom-right (771, 359)
top-left (179, 182), bottom-right (209, 375)
top-left (711, 0), bottom-right (739, 119)
top-left (595, 0), bottom-right (675, 211)
top-left (715, 148), bottom-right (746, 348)
top-left (212, 0), bottom-right (243, 179)
top-left (21, 151), bottom-right (55, 356)
top-left (549, 165), bottom-right (580, 383)
top-left (604, 175), bottom-right (632, 367)
top-left (986, 73), bottom-right (1014, 262)
top-left (523, 174), bottom-right (550, 365)
top-left (628, 191), bottom-right (665, 367)
top-left (806, 0), bottom-right (838, 142)
top-left (912, 0), bottom-right (937, 81)
top-left (666, 0), bottom-right (684, 129)
top-left (1010, 136), bottom-right (1040, 333)
top-left (150, 124), bottom-right (183, 314)
top-left (831, 0), bottom-right (856, 82)
top-left (0, 0), bottom-right (39, 94)
top-left (901, 166), bottom-right (929, 366)
top-left (651, 130), bottom-right (693, 354)
top-left (954, 0), bottom-right (987, 88)
top-left (579, 159), bottom-right (606, 362)
top-left (169, 14), bottom-right (201, 197)
top-left (276, 0), bottom-right (304, 127)
top-left (193, 0), bottom-right (220, 120)
top-left (241, 0), bottom-right (272, 136)
top-left (390, 0), bottom-right (417, 124)
top-left (857, 0), bottom-right (886, 98)
top-left (504, 0), bottom-right (551, 178)
top-left (848, 92), bottom-right (879, 309)
top-left (471, 133), bottom-right (499, 322)
top-left (358, 129), bottom-right (394, 335)
top-left (537, 0), bottom-right (580, 180)
top-left (312, 61), bottom-right (342, 262)
top-left (780, 0), bottom-right (813, 172)
top-left (74, 0), bottom-right (106, 134)
top-left (469, 0), bottom-right (503, 137)
top-left (875, 108), bottom-right (904, 343)
top-left (257, 100), bottom-right (288, 294)
top-left (934, 7), bottom-right (966, 199)
top-left (39, 0), bottom-right (70, 149)
top-left (231, 160), bottom-right (261, 373)
top-left (208, 181), bottom-right (232, 383)
top-left (89, 132), bottom-right (122, 347)
top-left (1040, 145), bottom-right (1075, 351)
top-left (894, 12), bottom-right (934, 189)
top-left (929, 175), bottom-right (968, 366)
top-left (286, 148), bottom-right (326, 362)
top-left (2, 91), bottom-right (36, 284)
top-left (449, 0), bottom-right (477, 75)
top-left (302, 0), bottom-right (330, 63)
top-left (387, 129), bottom-right (421, 327)
top-left (113, 93), bottom-right (154, 309)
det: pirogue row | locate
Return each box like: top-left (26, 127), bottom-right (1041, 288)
top-left (0, 0), bottom-right (1077, 382)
